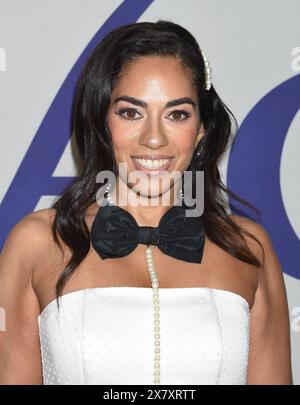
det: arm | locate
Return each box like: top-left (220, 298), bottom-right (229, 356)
top-left (245, 222), bottom-right (293, 384)
top-left (0, 214), bottom-right (45, 384)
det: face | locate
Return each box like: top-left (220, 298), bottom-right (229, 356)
top-left (106, 56), bottom-right (205, 201)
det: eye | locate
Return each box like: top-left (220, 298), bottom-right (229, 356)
top-left (168, 110), bottom-right (192, 122)
top-left (115, 106), bottom-right (141, 120)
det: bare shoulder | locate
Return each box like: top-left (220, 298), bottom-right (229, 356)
top-left (0, 208), bottom-right (58, 278)
top-left (228, 216), bottom-right (293, 383)
top-left (229, 213), bottom-right (268, 236)
top-left (2, 208), bottom-right (55, 254)
top-left (229, 214), bottom-right (271, 266)
top-left (21, 207), bottom-right (56, 229)
top-left (228, 214), bottom-right (288, 301)
top-left (0, 208), bottom-right (58, 383)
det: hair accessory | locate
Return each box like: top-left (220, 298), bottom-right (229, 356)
top-left (200, 48), bottom-right (212, 91)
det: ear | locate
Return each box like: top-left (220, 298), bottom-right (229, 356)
top-left (194, 122), bottom-right (205, 148)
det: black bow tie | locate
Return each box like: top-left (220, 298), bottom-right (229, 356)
top-left (91, 201), bottom-right (205, 263)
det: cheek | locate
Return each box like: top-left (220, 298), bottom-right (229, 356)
top-left (173, 128), bottom-right (198, 153)
top-left (108, 119), bottom-right (132, 156)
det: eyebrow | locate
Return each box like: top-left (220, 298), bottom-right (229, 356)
top-left (113, 95), bottom-right (196, 109)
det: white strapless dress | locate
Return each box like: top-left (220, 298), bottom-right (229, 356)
top-left (37, 287), bottom-right (250, 385)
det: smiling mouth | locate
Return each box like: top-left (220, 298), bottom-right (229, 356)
top-left (132, 157), bottom-right (173, 173)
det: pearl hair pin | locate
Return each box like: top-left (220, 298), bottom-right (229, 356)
top-left (200, 48), bottom-right (212, 91)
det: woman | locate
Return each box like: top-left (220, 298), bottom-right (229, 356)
top-left (0, 20), bottom-right (292, 385)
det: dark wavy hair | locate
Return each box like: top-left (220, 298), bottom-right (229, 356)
top-left (51, 20), bottom-right (263, 309)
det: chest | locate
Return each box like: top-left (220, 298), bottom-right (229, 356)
top-left (34, 234), bottom-right (258, 314)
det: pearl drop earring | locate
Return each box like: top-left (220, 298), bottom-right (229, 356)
top-left (104, 182), bottom-right (114, 205)
top-left (179, 186), bottom-right (184, 202)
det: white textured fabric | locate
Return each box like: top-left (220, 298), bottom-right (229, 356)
top-left (37, 287), bottom-right (250, 385)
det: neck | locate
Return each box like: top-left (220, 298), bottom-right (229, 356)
top-left (107, 177), bottom-right (183, 227)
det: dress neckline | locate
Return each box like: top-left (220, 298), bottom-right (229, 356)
top-left (38, 286), bottom-right (250, 319)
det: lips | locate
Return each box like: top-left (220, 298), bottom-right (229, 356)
top-left (132, 156), bottom-right (173, 174)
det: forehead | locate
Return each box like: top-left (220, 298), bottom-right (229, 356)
top-left (112, 56), bottom-right (196, 99)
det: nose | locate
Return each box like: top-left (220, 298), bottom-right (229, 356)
top-left (138, 117), bottom-right (168, 149)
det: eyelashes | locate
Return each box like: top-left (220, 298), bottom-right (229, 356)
top-left (115, 106), bottom-right (192, 122)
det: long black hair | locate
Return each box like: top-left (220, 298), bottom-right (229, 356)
top-left (51, 20), bottom-right (263, 309)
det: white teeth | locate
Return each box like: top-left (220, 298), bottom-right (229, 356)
top-left (134, 158), bottom-right (170, 169)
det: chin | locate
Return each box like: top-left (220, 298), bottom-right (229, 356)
top-left (133, 184), bottom-right (177, 203)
